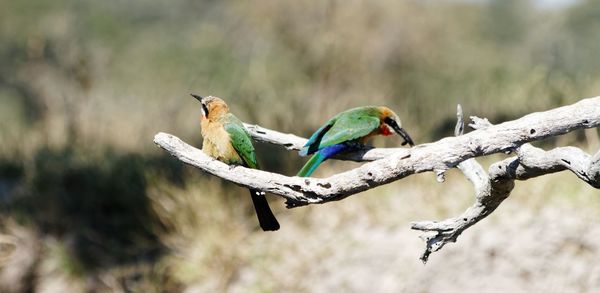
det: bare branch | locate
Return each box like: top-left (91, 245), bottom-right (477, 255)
top-left (411, 102), bottom-right (600, 262)
top-left (242, 123), bottom-right (306, 151)
top-left (591, 150), bottom-right (600, 184)
top-left (154, 96), bottom-right (600, 261)
top-left (413, 105), bottom-right (500, 263)
top-left (155, 96), bottom-right (600, 207)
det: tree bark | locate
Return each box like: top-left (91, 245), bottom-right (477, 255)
top-left (154, 96), bottom-right (600, 261)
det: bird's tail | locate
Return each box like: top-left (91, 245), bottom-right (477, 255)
top-left (249, 189), bottom-right (280, 231)
top-left (297, 152), bottom-right (326, 177)
top-left (297, 144), bottom-right (347, 177)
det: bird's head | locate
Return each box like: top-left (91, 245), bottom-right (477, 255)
top-left (378, 106), bottom-right (415, 147)
top-left (191, 94), bottom-right (229, 120)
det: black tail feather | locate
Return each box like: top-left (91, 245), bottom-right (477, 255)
top-left (249, 189), bottom-right (280, 231)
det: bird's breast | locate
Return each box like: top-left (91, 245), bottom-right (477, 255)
top-left (201, 120), bottom-right (243, 164)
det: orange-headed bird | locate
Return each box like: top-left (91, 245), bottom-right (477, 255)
top-left (192, 94), bottom-right (279, 231)
top-left (297, 106), bottom-right (414, 177)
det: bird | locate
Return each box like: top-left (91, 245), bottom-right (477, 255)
top-left (297, 106), bottom-right (414, 177)
top-left (191, 94), bottom-right (280, 231)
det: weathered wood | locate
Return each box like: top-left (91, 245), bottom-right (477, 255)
top-left (154, 96), bottom-right (600, 261)
top-left (411, 103), bottom-right (600, 262)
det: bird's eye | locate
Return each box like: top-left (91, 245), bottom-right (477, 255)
top-left (202, 104), bottom-right (209, 116)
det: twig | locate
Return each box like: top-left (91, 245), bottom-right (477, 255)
top-left (411, 102), bottom-right (600, 262)
top-left (411, 105), bottom-right (501, 263)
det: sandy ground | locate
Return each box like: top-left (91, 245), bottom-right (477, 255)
top-left (183, 172), bottom-right (600, 293)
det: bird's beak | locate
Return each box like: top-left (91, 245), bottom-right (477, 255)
top-left (191, 93), bottom-right (209, 117)
top-left (395, 126), bottom-right (415, 147)
top-left (191, 93), bottom-right (203, 102)
top-left (387, 119), bottom-right (415, 147)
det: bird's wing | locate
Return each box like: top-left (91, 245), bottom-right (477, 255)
top-left (223, 115), bottom-right (258, 169)
top-left (299, 120), bottom-right (334, 156)
top-left (318, 114), bottom-right (380, 148)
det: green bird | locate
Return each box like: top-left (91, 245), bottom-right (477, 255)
top-left (297, 106), bottom-right (414, 177)
top-left (192, 94), bottom-right (279, 231)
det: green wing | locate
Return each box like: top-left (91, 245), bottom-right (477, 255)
top-left (300, 107), bottom-right (380, 155)
top-left (223, 114), bottom-right (258, 169)
top-left (299, 120), bottom-right (334, 156)
top-left (317, 110), bottom-right (380, 148)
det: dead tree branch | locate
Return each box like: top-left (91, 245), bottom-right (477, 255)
top-left (411, 105), bottom-right (510, 263)
top-left (411, 103), bottom-right (600, 262)
top-left (154, 96), bottom-right (600, 261)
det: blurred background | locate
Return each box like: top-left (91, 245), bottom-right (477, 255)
top-left (1, 0), bottom-right (600, 291)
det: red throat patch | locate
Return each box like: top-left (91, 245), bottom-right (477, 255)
top-left (380, 124), bottom-right (393, 136)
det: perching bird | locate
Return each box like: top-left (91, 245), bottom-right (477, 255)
top-left (192, 94), bottom-right (280, 231)
top-left (297, 106), bottom-right (414, 177)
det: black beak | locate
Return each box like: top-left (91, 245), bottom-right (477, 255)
top-left (191, 93), bottom-right (210, 117)
top-left (385, 117), bottom-right (415, 147)
top-left (191, 93), bottom-right (203, 102)
top-left (394, 126), bottom-right (415, 147)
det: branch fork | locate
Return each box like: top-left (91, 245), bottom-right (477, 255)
top-left (154, 96), bottom-right (600, 262)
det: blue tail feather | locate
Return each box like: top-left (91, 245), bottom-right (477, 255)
top-left (297, 144), bottom-right (347, 177)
